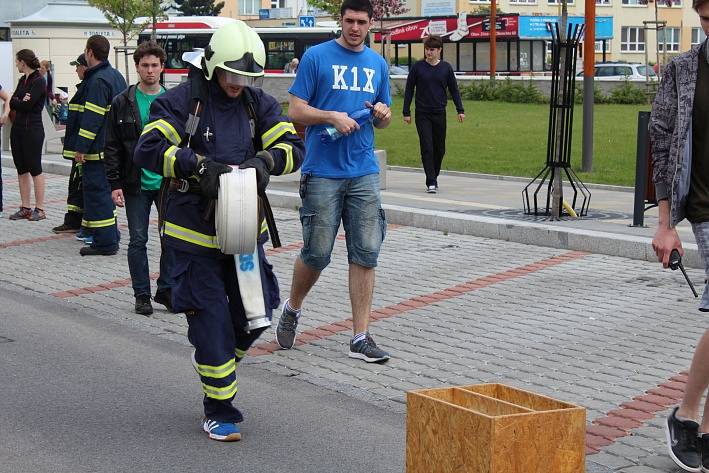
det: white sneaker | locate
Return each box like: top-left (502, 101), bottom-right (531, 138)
top-left (426, 185), bottom-right (437, 194)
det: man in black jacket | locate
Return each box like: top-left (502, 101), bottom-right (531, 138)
top-left (105, 41), bottom-right (173, 316)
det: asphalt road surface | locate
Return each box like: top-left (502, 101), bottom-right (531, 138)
top-left (0, 286), bottom-right (405, 473)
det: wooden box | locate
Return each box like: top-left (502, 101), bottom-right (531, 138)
top-left (406, 383), bottom-right (586, 473)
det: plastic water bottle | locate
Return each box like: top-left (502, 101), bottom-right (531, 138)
top-left (320, 108), bottom-right (373, 144)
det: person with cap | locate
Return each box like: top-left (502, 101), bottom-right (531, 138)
top-left (63, 35), bottom-right (127, 255)
top-left (133, 20), bottom-right (304, 442)
top-left (53, 53), bottom-right (89, 235)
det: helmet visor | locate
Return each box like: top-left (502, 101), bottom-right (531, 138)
top-left (222, 69), bottom-right (264, 87)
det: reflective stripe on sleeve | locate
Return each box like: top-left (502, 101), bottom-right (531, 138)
top-left (78, 128), bottom-right (97, 140)
top-left (163, 145), bottom-right (178, 177)
top-left (261, 121), bottom-right (297, 149)
top-left (84, 101), bottom-right (109, 116)
top-left (142, 119), bottom-right (182, 146)
top-left (68, 104), bottom-right (85, 112)
top-left (271, 142), bottom-right (294, 175)
top-left (163, 221), bottom-right (219, 249)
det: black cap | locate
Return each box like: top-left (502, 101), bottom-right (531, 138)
top-left (69, 54), bottom-right (87, 67)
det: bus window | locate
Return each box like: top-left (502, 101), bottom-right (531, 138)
top-left (266, 40), bottom-right (295, 71)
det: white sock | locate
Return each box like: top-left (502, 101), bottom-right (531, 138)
top-left (352, 332), bottom-right (367, 344)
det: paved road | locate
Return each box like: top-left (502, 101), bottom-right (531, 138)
top-left (1, 170), bottom-right (703, 472)
top-left (0, 286), bottom-right (404, 473)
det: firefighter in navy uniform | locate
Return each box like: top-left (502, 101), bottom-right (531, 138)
top-left (63, 35), bottom-right (127, 255)
top-left (133, 21), bottom-right (303, 442)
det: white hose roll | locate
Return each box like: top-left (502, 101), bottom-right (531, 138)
top-left (215, 167), bottom-right (259, 255)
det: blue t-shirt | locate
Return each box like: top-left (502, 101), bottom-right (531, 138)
top-left (288, 40), bottom-right (391, 178)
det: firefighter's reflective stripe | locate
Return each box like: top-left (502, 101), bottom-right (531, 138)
top-left (84, 101), bottom-right (109, 116)
top-left (142, 119), bottom-right (182, 146)
top-left (163, 221), bottom-right (219, 249)
top-left (67, 204), bottom-right (83, 213)
top-left (271, 142), bottom-right (294, 175)
top-left (64, 150), bottom-right (103, 160)
top-left (163, 145), bottom-right (178, 177)
top-left (68, 104), bottom-right (84, 112)
top-left (78, 128), bottom-right (97, 140)
top-left (202, 379), bottom-right (238, 400)
top-left (81, 216), bottom-right (116, 228)
top-left (260, 219), bottom-right (268, 235)
top-left (235, 348), bottom-right (247, 359)
top-left (261, 121), bottom-right (297, 149)
top-left (192, 352), bottom-right (236, 379)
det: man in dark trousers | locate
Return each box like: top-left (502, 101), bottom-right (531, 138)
top-left (63, 35), bottom-right (127, 255)
top-left (402, 34), bottom-right (465, 194)
top-left (104, 41), bottom-right (173, 316)
top-left (53, 53), bottom-right (88, 234)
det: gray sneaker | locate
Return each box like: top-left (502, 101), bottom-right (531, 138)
top-left (275, 299), bottom-right (299, 349)
top-left (349, 333), bottom-right (390, 363)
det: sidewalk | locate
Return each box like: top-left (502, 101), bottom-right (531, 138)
top-left (6, 148), bottom-right (696, 267)
top-left (0, 152), bottom-right (700, 473)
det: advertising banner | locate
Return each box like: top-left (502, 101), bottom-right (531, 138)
top-left (376, 14), bottom-right (519, 42)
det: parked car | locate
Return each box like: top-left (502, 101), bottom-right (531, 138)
top-left (576, 63), bottom-right (657, 81)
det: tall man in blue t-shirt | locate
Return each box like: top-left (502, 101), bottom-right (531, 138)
top-left (276, 0), bottom-right (393, 362)
top-left (403, 34), bottom-right (465, 194)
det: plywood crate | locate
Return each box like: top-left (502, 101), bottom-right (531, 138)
top-left (406, 383), bottom-right (586, 473)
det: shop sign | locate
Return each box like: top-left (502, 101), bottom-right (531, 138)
top-left (11, 29), bottom-right (36, 37)
top-left (84, 30), bottom-right (116, 37)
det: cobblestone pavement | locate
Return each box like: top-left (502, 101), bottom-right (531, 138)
top-left (2, 172), bottom-right (707, 472)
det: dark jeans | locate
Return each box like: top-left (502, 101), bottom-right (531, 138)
top-left (124, 189), bottom-right (173, 297)
top-left (415, 112), bottom-right (447, 187)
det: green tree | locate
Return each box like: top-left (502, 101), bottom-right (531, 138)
top-left (307, 0), bottom-right (340, 21)
top-left (175, 0), bottom-right (224, 16)
top-left (88, 0), bottom-right (155, 81)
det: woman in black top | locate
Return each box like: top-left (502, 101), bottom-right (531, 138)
top-left (9, 49), bottom-right (46, 221)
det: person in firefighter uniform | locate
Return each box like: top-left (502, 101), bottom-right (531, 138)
top-left (133, 21), bottom-right (303, 442)
top-left (63, 35), bottom-right (127, 256)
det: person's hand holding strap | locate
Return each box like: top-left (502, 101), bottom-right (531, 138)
top-left (240, 150), bottom-right (274, 193)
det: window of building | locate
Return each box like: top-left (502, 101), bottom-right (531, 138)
top-left (468, 0), bottom-right (490, 3)
top-left (692, 27), bottom-right (707, 45)
top-left (658, 27), bottom-right (680, 52)
top-left (548, 0), bottom-right (575, 4)
top-left (659, 0), bottom-right (681, 5)
top-left (596, 0), bottom-right (611, 5)
top-left (621, 26), bottom-right (645, 52)
top-left (510, 0), bottom-right (537, 3)
top-left (271, 0), bottom-right (286, 7)
top-left (239, 0), bottom-right (259, 15)
top-left (621, 0), bottom-right (646, 5)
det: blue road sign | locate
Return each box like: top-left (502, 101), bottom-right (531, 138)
top-left (299, 15), bottom-right (315, 27)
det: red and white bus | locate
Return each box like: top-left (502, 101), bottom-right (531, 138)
top-left (139, 17), bottom-right (340, 87)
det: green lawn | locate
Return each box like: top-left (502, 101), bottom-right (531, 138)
top-left (376, 99), bottom-right (651, 187)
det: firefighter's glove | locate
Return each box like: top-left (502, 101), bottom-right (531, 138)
top-left (240, 150), bottom-right (274, 194)
top-left (197, 158), bottom-right (232, 199)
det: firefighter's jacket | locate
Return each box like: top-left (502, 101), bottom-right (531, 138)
top-left (133, 78), bottom-right (304, 256)
top-left (63, 61), bottom-right (127, 161)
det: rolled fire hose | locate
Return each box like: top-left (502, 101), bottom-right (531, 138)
top-left (215, 168), bottom-right (270, 331)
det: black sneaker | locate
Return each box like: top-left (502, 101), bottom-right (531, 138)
top-left (666, 406), bottom-right (701, 472)
top-left (52, 223), bottom-right (80, 234)
top-left (135, 295), bottom-right (153, 316)
top-left (154, 288), bottom-right (173, 312)
top-left (699, 433), bottom-right (709, 473)
top-left (80, 246), bottom-right (118, 256)
top-left (349, 333), bottom-right (390, 363)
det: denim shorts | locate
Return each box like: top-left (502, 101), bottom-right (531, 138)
top-left (692, 221), bottom-right (709, 311)
top-left (299, 173), bottom-right (386, 271)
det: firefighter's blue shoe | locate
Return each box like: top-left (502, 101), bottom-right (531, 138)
top-left (202, 418), bottom-right (241, 442)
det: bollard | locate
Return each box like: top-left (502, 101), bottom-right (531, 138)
top-left (631, 111), bottom-right (652, 227)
